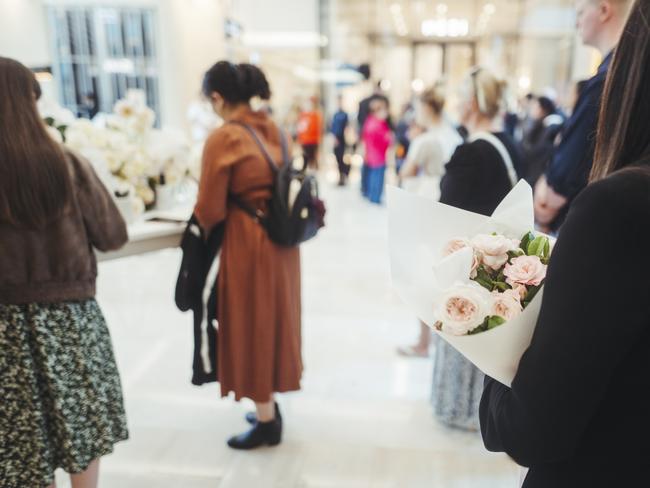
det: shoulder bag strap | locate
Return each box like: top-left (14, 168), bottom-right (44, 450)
top-left (470, 131), bottom-right (518, 188)
top-left (228, 121), bottom-right (290, 173)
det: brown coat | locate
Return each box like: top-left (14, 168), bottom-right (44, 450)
top-left (195, 107), bottom-right (302, 402)
top-left (0, 150), bottom-right (127, 305)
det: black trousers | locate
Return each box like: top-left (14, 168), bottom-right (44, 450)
top-left (302, 143), bottom-right (319, 171)
top-left (334, 136), bottom-right (349, 180)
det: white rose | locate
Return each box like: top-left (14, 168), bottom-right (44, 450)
top-left (471, 234), bottom-right (518, 270)
top-left (492, 289), bottom-right (523, 321)
top-left (435, 284), bottom-right (494, 336)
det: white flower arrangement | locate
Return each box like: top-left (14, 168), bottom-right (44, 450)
top-left (41, 90), bottom-right (191, 217)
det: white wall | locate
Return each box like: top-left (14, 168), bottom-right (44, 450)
top-left (0, 0), bottom-right (51, 66)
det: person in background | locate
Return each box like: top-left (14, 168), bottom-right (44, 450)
top-left (480, 2), bottom-right (650, 485)
top-left (330, 94), bottom-right (350, 186)
top-left (361, 98), bottom-right (392, 204)
top-left (399, 82), bottom-right (463, 198)
top-left (433, 67), bottom-right (522, 431)
top-left (394, 103), bottom-right (415, 176)
top-left (297, 95), bottom-right (323, 171)
top-left (396, 82), bottom-right (463, 358)
top-left (0, 57), bottom-right (129, 488)
top-left (196, 61), bottom-right (302, 450)
top-left (521, 96), bottom-right (565, 186)
top-left (534, 0), bottom-right (632, 232)
top-left (357, 81), bottom-right (390, 136)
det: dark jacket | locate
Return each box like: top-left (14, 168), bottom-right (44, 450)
top-left (440, 132), bottom-right (522, 216)
top-left (0, 150), bottom-right (127, 305)
top-left (545, 52), bottom-right (612, 225)
top-left (175, 216), bottom-right (224, 385)
top-left (480, 170), bottom-right (650, 487)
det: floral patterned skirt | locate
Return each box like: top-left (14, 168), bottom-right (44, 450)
top-left (0, 299), bottom-right (128, 488)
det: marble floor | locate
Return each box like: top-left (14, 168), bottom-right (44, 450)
top-left (55, 167), bottom-right (520, 488)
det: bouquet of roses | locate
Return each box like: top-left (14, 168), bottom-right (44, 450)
top-left (435, 231), bottom-right (551, 336)
top-left (388, 181), bottom-right (552, 385)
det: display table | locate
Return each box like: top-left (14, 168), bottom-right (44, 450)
top-left (97, 208), bottom-right (191, 262)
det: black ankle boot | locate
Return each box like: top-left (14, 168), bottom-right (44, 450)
top-left (227, 417), bottom-right (282, 450)
top-left (245, 402), bottom-right (282, 425)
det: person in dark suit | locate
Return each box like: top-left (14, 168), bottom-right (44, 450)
top-left (433, 67), bottom-right (522, 430)
top-left (534, 0), bottom-right (633, 232)
top-left (480, 1), bottom-right (650, 486)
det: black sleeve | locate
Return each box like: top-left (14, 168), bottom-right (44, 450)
top-left (439, 143), bottom-right (480, 208)
top-left (479, 173), bottom-right (650, 466)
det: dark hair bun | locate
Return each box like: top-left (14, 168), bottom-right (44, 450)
top-left (202, 61), bottom-right (271, 103)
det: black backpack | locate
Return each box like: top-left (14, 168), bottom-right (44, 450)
top-left (229, 122), bottom-right (326, 247)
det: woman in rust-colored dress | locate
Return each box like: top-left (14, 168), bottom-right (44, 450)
top-left (195, 61), bottom-right (302, 450)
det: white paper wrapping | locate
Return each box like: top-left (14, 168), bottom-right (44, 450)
top-left (388, 180), bottom-right (545, 386)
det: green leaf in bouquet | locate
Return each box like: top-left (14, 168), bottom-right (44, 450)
top-left (543, 238), bottom-right (551, 259)
top-left (469, 317), bottom-right (490, 335)
top-left (493, 281), bottom-right (510, 292)
top-left (519, 232), bottom-right (535, 253)
top-left (474, 277), bottom-right (493, 292)
top-left (487, 315), bottom-right (506, 330)
top-left (527, 236), bottom-right (549, 257)
top-left (507, 249), bottom-right (525, 260)
top-left (44, 116), bottom-right (55, 127)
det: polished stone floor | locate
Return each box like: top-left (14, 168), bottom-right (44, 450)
top-left (55, 167), bottom-right (519, 487)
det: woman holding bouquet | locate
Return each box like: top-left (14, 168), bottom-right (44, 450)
top-left (480, 1), bottom-right (649, 485)
top-left (432, 68), bottom-right (522, 430)
top-left (196, 62), bottom-right (302, 449)
top-left (0, 57), bottom-right (129, 488)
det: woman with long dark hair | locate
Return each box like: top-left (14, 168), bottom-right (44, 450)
top-left (0, 57), bottom-right (129, 488)
top-left (479, 1), bottom-right (650, 485)
top-left (195, 62), bottom-right (302, 449)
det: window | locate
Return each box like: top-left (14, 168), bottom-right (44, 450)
top-left (47, 6), bottom-right (160, 122)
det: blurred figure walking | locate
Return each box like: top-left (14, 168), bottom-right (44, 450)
top-left (330, 95), bottom-right (350, 185)
top-left (361, 99), bottom-right (392, 204)
top-left (297, 95), bottom-right (323, 171)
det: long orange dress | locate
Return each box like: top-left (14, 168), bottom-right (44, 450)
top-left (194, 107), bottom-right (302, 402)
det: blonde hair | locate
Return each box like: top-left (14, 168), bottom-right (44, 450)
top-left (468, 67), bottom-right (508, 119)
top-left (420, 81), bottom-right (446, 115)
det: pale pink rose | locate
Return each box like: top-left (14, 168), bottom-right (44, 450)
top-left (504, 255), bottom-right (547, 287)
top-left (436, 284), bottom-right (493, 336)
top-left (471, 234), bottom-right (518, 270)
top-left (492, 289), bottom-right (523, 321)
top-left (470, 252), bottom-right (481, 279)
top-left (443, 238), bottom-right (471, 256)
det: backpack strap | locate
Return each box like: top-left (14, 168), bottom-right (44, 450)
top-left (469, 131), bottom-right (518, 188)
top-left (225, 121), bottom-right (286, 223)
top-left (228, 121), bottom-right (290, 173)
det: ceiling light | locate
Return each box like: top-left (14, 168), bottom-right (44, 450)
top-left (390, 3), bottom-right (402, 15)
top-left (422, 18), bottom-right (468, 37)
top-left (436, 3), bottom-right (448, 15)
top-left (380, 79), bottom-right (392, 91)
top-left (484, 3), bottom-right (496, 15)
top-left (411, 78), bottom-right (425, 93)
